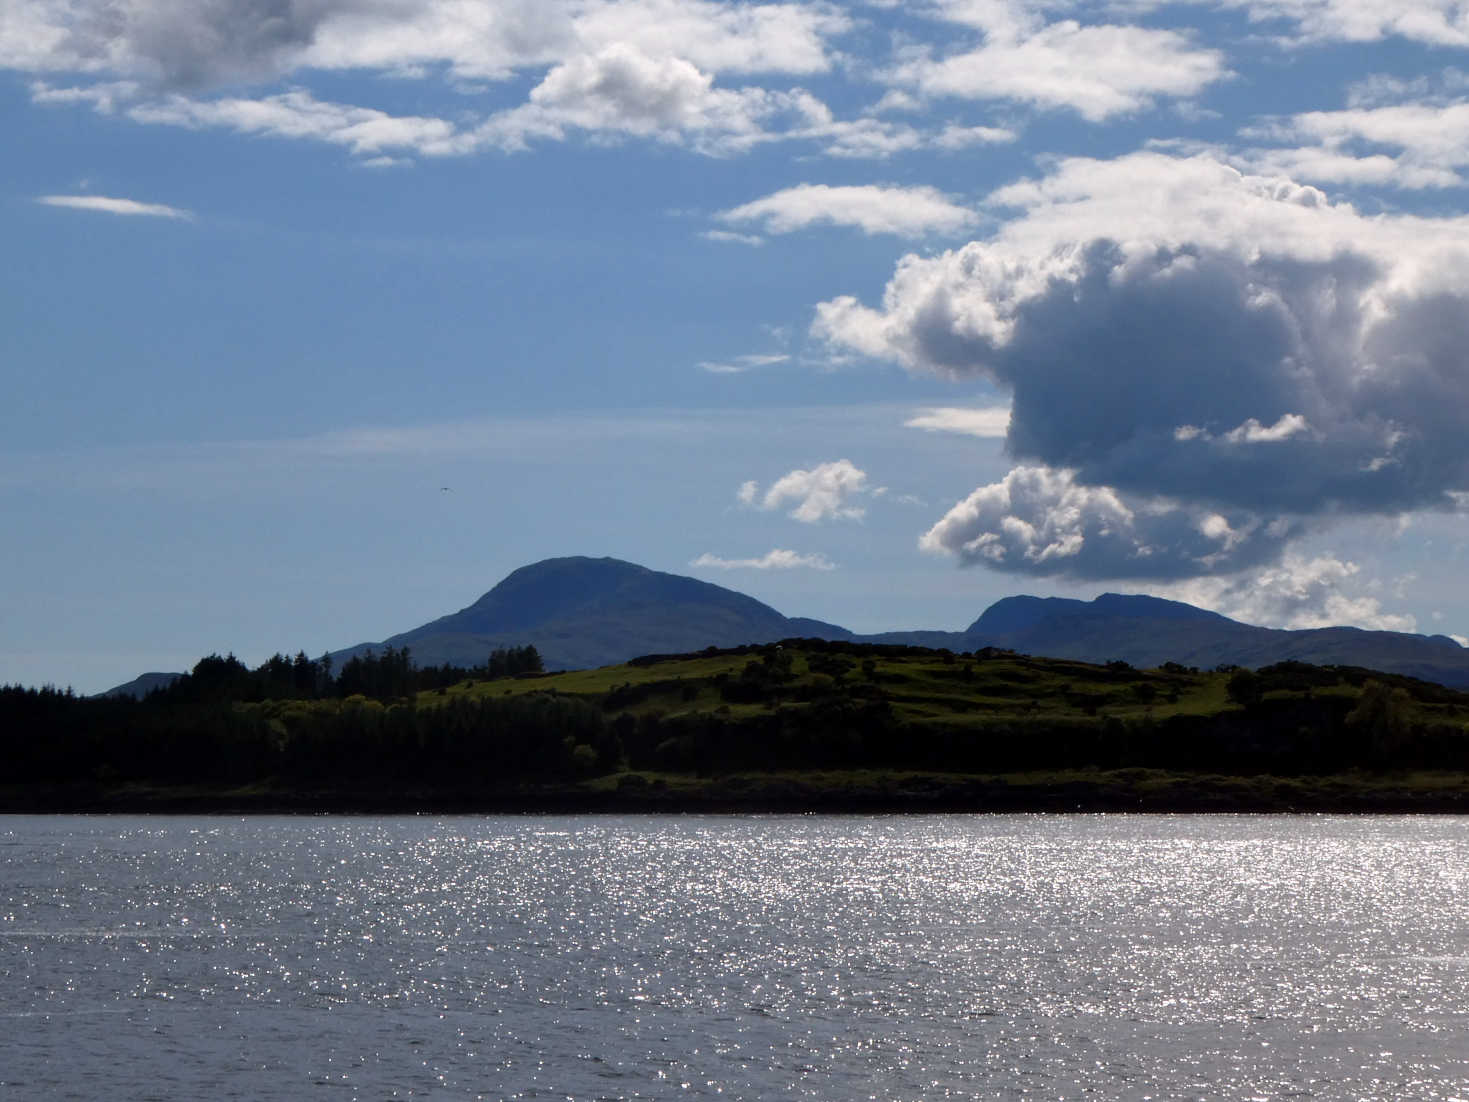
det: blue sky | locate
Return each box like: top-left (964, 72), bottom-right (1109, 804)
top-left (6, 0), bottom-right (1469, 692)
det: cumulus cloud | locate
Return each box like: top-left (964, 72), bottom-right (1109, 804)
top-left (1173, 413), bottom-right (1313, 444)
top-left (1243, 100), bottom-right (1469, 190)
top-left (690, 549), bottom-right (836, 570)
top-left (1216, 0), bottom-right (1469, 47)
top-left (9, 0), bottom-right (867, 158)
top-left (480, 42), bottom-right (828, 155)
top-left (1162, 553), bottom-right (1419, 632)
top-left (905, 405), bottom-right (1011, 437)
top-left (740, 459), bottom-right (871, 522)
top-left (36, 193), bottom-right (192, 219)
top-left (920, 465), bottom-right (1297, 578)
top-left (2, 0), bottom-right (844, 89)
top-left (891, 17), bottom-right (1227, 121)
top-left (718, 184), bottom-right (978, 238)
top-left (815, 150), bottom-right (1469, 579)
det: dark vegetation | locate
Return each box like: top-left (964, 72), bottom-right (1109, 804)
top-left (6, 642), bottom-right (1469, 811)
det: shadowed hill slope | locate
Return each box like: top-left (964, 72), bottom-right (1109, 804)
top-left (102, 558), bottom-right (1469, 693)
top-left (963, 593), bottom-right (1469, 687)
top-left (331, 556), bottom-right (850, 672)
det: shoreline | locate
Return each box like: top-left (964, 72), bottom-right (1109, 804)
top-left (7, 769), bottom-right (1469, 815)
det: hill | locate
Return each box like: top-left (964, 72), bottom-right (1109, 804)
top-left (100, 556), bottom-right (1469, 696)
top-left (333, 558), bottom-right (1469, 689)
top-left (331, 556), bottom-right (851, 672)
top-left (963, 593), bottom-right (1469, 688)
top-left (18, 640), bottom-right (1469, 812)
top-left (97, 671), bottom-right (183, 700)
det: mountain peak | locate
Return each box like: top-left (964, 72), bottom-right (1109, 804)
top-left (339, 556), bottom-right (804, 671)
top-left (967, 592), bottom-right (1229, 636)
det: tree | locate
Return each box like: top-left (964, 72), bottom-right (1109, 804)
top-left (1226, 668), bottom-right (1262, 709)
top-left (1346, 680), bottom-right (1413, 766)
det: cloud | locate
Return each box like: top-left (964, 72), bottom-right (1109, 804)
top-left (691, 549), bottom-right (836, 570)
top-left (1243, 100), bottom-right (1469, 190)
top-left (920, 465), bottom-right (1296, 578)
top-left (1161, 553), bottom-right (1418, 632)
top-left (891, 19), bottom-right (1228, 121)
top-left (905, 405), bottom-right (1010, 437)
top-left (36, 194), bottom-right (192, 219)
top-left (741, 459), bottom-right (871, 522)
top-left (568, 0), bottom-right (849, 77)
top-left (485, 42), bottom-right (825, 154)
top-left (11, 1), bottom-right (867, 158)
top-left (815, 150), bottom-right (1469, 579)
top-left (933, 122), bottom-right (1018, 149)
top-left (1216, 0), bottom-right (1469, 47)
top-left (718, 184), bottom-right (978, 237)
top-left (1172, 413), bottom-right (1314, 444)
top-left (696, 352), bottom-right (789, 373)
top-left (3, 0), bottom-right (846, 90)
top-left (700, 229), bottom-right (764, 246)
top-left (124, 88), bottom-right (466, 156)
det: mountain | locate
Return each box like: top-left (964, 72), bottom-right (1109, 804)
top-left (103, 555), bottom-right (1469, 693)
top-left (962, 592), bottom-right (1469, 687)
top-left (331, 556), bottom-right (852, 672)
top-left (98, 671), bottom-right (183, 699)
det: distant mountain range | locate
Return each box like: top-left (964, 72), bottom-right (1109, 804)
top-left (102, 555), bottom-right (1469, 696)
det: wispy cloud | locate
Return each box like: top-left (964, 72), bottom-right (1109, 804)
top-left (696, 353), bottom-right (789, 374)
top-left (905, 406), bottom-right (1011, 437)
top-left (718, 183), bottom-right (978, 237)
top-left (36, 194), bottom-right (193, 220)
top-left (691, 549), bottom-right (836, 570)
top-left (701, 229), bottom-right (765, 246)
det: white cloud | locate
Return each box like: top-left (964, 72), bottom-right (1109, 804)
top-left (569, 0), bottom-right (850, 77)
top-left (1244, 101), bottom-right (1469, 190)
top-left (11, 1), bottom-right (862, 159)
top-left (920, 465), bottom-right (1294, 578)
top-left (816, 150), bottom-right (1469, 579)
top-left (2, 0), bottom-right (847, 88)
top-left (36, 193), bottom-right (192, 219)
top-left (1161, 554), bottom-right (1419, 632)
top-left (815, 152), bottom-right (1469, 508)
top-left (700, 229), bottom-right (764, 246)
top-left (891, 21), bottom-right (1228, 121)
top-left (904, 405), bottom-right (1011, 437)
top-left (1238, 146), bottom-right (1462, 190)
top-left (719, 183), bottom-right (978, 237)
top-left (691, 549), bottom-right (836, 570)
top-left (1217, 0), bottom-right (1469, 47)
top-left (696, 353), bottom-right (789, 373)
top-left (1173, 413), bottom-right (1314, 444)
top-left (30, 80), bottom-right (140, 113)
top-left (124, 88), bottom-right (466, 156)
top-left (490, 42), bottom-right (819, 154)
top-left (933, 122), bottom-right (1018, 149)
top-left (741, 459), bottom-right (871, 522)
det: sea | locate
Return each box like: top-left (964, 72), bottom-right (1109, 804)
top-left (3, 813), bottom-right (1467, 1099)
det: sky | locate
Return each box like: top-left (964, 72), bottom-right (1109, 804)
top-left (6, 0), bottom-right (1469, 693)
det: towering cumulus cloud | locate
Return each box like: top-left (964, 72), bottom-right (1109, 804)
top-left (815, 152), bottom-right (1469, 579)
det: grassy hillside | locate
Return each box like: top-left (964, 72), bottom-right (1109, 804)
top-left (10, 641), bottom-right (1469, 811)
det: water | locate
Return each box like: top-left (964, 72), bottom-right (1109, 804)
top-left (2, 814), bottom-right (1467, 1099)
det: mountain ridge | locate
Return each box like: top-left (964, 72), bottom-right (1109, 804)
top-left (99, 555), bottom-right (1469, 695)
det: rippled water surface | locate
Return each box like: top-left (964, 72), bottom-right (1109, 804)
top-left (3, 814), bottom-right (1468, 1099)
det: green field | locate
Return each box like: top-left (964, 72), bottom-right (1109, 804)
top-left (8, 639), bottom-right (1469, 812)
